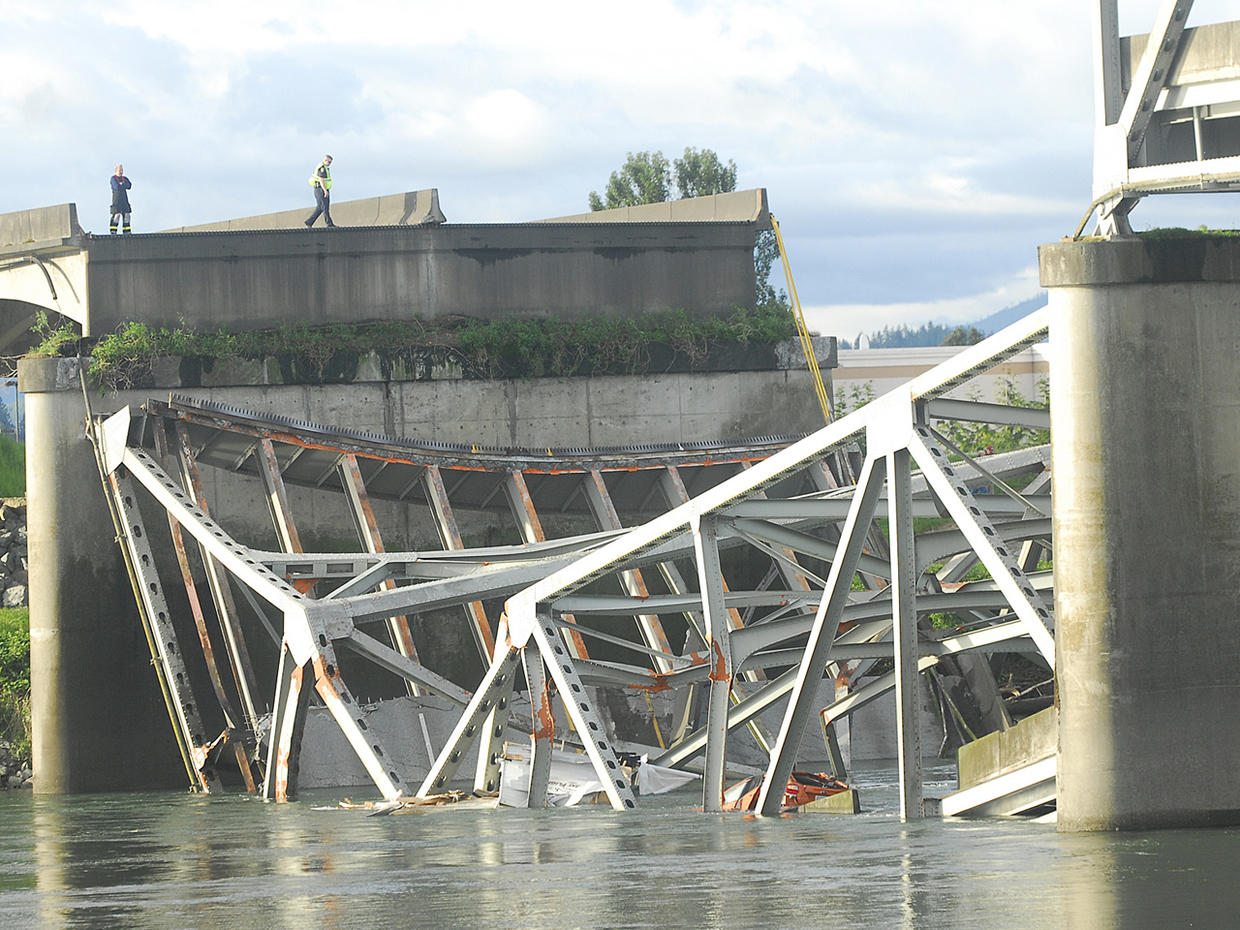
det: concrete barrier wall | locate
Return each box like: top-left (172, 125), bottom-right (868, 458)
top-left (164, 190), bottom-right (448, 232)
top-left (0, 204), bottom-right (82, 248)
top-left (1041, 236), bottom-right (1240, 831)
top-left (80, 221), bottom-right (758, 335)
top-left (541, 189), bottom-right (768, 224)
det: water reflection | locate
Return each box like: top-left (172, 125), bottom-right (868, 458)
top-left (0, 780), bottom-right (1233, 928)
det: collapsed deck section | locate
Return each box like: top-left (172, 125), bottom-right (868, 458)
top-left (75, 313), bottom-right (1058, 813)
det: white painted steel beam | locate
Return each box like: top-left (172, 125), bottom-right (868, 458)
top-left (692, 515), bottom-right (732, 811)
top-left (755, 454), bottom-right (886, 816)
top-left (1117, 0), bottom-right (1193, 162)
top-left (908, 429), bottom-right (1056, 667)
top-left (888, 447), bottom-right (922, 821)
top-left (523, 633), bottom-right (554, 808)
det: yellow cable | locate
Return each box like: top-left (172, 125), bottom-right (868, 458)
top-left (770, 213), bottom-right (833, 424)
top-left (642, 690), bottom-right (666, 749)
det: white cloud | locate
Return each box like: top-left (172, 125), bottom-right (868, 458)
top-left (461, 90), bottom-right (552, 163)
top-left (4, 1), bottom-right (1239, 326)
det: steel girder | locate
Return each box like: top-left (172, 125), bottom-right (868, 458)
top-left (1086, 2), bottom-right (1240, 235)
top-left (94, 310), bottom-right (1056, 816)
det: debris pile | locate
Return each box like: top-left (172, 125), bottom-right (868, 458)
top-left (0, 499), bottom-right (26, 608)
top-left (0, 740), bottom-right (32, 789)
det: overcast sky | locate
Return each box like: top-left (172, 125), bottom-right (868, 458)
top-left (4, 1), bottom-right (1238, 339)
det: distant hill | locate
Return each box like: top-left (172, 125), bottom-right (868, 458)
top-left (838, 293), bottom-right (1048, 349)
top-left (974, 293), bottom-right (1048, 335)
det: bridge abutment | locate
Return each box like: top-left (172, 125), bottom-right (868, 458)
top-left (1041, 237), bottom-right (1240, 831)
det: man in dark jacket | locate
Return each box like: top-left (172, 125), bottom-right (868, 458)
top-left (110, 164), bottom-right (132, 234)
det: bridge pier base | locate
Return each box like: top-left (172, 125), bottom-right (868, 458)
top-left (21, 357), bottom-right (182, 792)
top-left (1042, 237), bottom-right (1240, 831)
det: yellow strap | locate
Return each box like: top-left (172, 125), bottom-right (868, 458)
top-left (770, 213), bottom-right (833, 424)
top-left (642, 690), bottom-right (666, 749)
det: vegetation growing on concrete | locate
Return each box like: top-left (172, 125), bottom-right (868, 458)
top-left (28, 310), bottom-right (78, 359)
top-left (0, 436), bottom-right (23, 497)
top-left (36, 304), bottom-right (799, 392)
top-left (588, 147), bottom-right (790, 310)
top-left (0, 607), bottom-right (30, 763)
top-left (1138, 226), bottom-right (1240, 239)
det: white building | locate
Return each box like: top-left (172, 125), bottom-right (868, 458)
top-left (832, 343), bottom-right (1051, 413)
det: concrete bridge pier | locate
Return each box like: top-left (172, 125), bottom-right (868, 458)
top-left (22, 358), bottom-right (181, 792)
top-left (1041, 237), bottom-right (1240, 831)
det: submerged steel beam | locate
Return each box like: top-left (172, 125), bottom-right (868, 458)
top-left (692, 514), bottom-right (732, 812)
top-left (888, 447), bottom-right (922, 821)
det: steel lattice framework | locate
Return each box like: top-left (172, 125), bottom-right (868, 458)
top-left (1085, 1), bottom-right (1240, 235)
top-left (92, 309), bottom-right (1054, 818)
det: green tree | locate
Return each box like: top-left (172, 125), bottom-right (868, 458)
top-left (588, 151), bottom-right (671, 211)
top-left (589, 148), bottom-right (785, 309)
top-left (753, 228), bottom-right (784, 308)
top-left (942, 326), bottom-right (986, 346)
top-left (674, 146), bottom-right (737, 199)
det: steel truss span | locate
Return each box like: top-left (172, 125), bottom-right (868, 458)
top-left (91, 309), bottom-right (1054, 817)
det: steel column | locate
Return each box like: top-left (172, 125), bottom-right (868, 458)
top-left (262, 644), bottom-right (312, 801)
top-left (527, 611), bottom-right (637, 810)
top-left (172, 422), bottom-right (262, 726)
top-left (108, 471), bottom-right (223, 793)
top-left (756, 453), bottom-right (886, 816)
top-left (691, 514), bottom-right (732, 812)
top-left (419, 644), bottom-right (522, 796)
top-left (583, 470), bottom-right (675, 671)
top-left (888, 447), bottom-right (922, 820)
top-left (523, 637), bottom-right (554, 807)
top-left (337, 453), bottom-right (421, 695)
top-left (423, 464), bottom-right (497, 660)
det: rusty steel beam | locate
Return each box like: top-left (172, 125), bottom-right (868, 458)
top-left (502, 469), bottom-right (589, 660)
top-left (172, 422), bottom-right (263, 729)
top-left (153, 420), bottom-right (257, 792)
top-left (423, 464), bottom-right (497, 660)
top-left (257, 437), bottom-right (306, 555)
top-left (337, 452), bottom-right (422, 695)
top-left (108, 471), bottom-right (223, 794)
top-left (582, 469), bottom-right (674, 672)
top-left (522, 643), bottom-right (555, 808)
top-left (263, 644), bottom-right (312, 801)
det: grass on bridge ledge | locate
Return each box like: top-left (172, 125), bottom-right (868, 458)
top-left (30, 304), bottom-right (800, 392)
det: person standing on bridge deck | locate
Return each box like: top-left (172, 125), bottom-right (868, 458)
top-left (109, 164), bottom-right (132, 234)
top-left (305, 154), bottom-right (335, 227)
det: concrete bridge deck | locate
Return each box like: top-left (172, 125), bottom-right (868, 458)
top-left (0, 189), bottom-right (767, 357)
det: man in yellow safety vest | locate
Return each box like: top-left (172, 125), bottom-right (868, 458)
top-left (305, 155), bottom-right (335, 227)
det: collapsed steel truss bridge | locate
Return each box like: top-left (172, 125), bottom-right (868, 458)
top-left (92, 309), bottom-right (1054, 818)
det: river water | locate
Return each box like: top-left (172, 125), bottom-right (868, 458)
top-left (0, 762), bottom-right (1234, 929)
